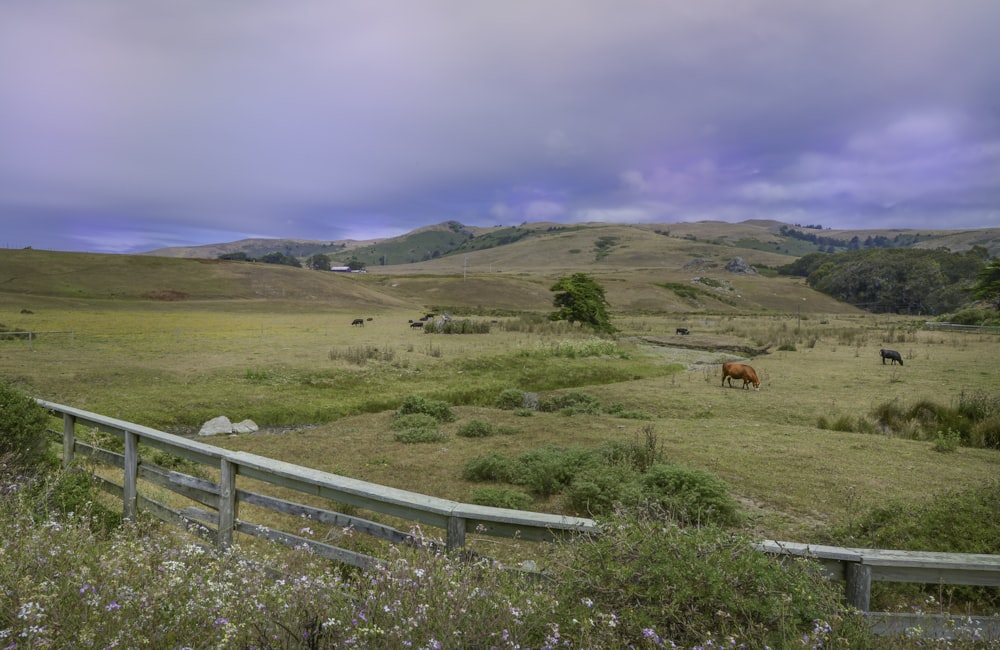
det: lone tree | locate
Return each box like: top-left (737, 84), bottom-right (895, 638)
top-left (549, 273), bottom-right (615, 334)
top-left (971, 258), bottom-right (1000, 310)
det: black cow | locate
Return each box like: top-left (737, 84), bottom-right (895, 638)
top-left (351, 318), bottom-right (365, 327)
top-left (880, 348), bottom-right (903, 366)
top-left (410, 321), bottom-right (424, 328)
top-left (676, 327), bottom-right (689, 335)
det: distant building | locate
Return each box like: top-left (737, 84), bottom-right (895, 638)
top-left (329, 266), bottom-right (352, 272)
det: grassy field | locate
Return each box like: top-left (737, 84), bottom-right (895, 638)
top-left (2, 283), bottom-right (997, 545)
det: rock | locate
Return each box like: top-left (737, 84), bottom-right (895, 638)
top-left (724, 257), bottom-right (757, 275)
top-left (199, 415), bottom-right (233, 436)
top-left (232, 419), bottom-right (259, 434)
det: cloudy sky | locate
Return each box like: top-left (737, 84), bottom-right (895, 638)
top-left (2, 1), bottom-right (999, 254)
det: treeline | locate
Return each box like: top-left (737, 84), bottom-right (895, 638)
top-left (218, 251), bottom-right (364, 271)
top-left (779, 225), bottom-right (930, 252)
top-left (777, 247), bottom-right (990, 314)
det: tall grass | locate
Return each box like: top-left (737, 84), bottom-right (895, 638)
top-left (0, 468), bottom-right (889, 649)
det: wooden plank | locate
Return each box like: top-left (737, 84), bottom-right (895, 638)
top-left (123, 431), bottom-right (138, 521)
top-left (234, 521), bottom-right (382, 569)
top-left (868, 612), bottom-right (1000, 639)
top-left (140, 466), bottom-right (220, 510)
top-left (756, 540), bottom-right (863, 562)
top-left (138, 496), bottom-right (218, 545)
top-left (236, 489), bottom-right (421, 547)
top-left (846, 563), bottom-right (872, 611)
top-left (869, 565), bottom-right (1000, 587)
top-left (62, 413), bottom-right (75, 467)
top-left (218, 458), bottom-right (236, 549)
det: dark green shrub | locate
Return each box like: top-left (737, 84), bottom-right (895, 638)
top-left (393, 427), bottom-right (446, 444)
top-left (395, 395), bottom-right (455, 423)
top-left (829, 414), bottom-right (855, 432)
top-left (455, 419), bottom-right (495, 438)
top-left (462, 453), bottom-right (521, 483)
top-left (0, 380), bottom-right (54, 471)
top-left (45, 469), bottom-right (122, 531)
top-left (566, 465), bottom-right (642, 515)
top-left (551, 510), bottom-right (872, 649)
top-left (597, 429), bottom-right (663, 473)
top-left (823, 480), bottom-right (1000, 611)
top-left (640, 464), bottom-right (740, 527)
top-left (470, 487), bottom-right (532, 510)
top-left (517, 446), bottom-right (598, 497)
top-left (970, 414), bottom-right (1000, 449)
top-left (537, 391), bottom-right (600, 414)
top-left (494, 388), bottom-right (525, 410)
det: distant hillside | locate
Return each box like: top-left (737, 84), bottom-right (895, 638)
top-left (6, 220), bottom-right (998, 317)
top-left (144, 220), bottom-right (1000, 266)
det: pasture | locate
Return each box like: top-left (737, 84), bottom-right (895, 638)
top-left (2, 297), bottom-right (997, 543)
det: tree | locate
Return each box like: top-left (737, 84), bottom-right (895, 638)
top-left (260, 252), bottom-right (302, 268)
top-left (549, 273), bottom-right (615, 333)
top-left (305, 253), bottom-right (332, 271)
top-left (971, 259), bottom-right (1000, 310)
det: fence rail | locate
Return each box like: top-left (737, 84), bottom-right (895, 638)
top-left (39, 399), bottom-right (1000, 638)
top-left (923, 321), bottom-right (1000, 333)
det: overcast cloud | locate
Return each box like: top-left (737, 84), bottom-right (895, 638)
top-left (2, 1), bottom-right (999, 253)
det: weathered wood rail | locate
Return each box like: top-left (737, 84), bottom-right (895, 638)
top-left (40, 399), bottom-right (597, 569)
top-left (40, 400), bottom-right (999, 638)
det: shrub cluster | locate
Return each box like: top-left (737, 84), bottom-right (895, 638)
top-left (391, 395), bottom-right (455, 443)
top-left (462, 434), bottom-right (740, 525)
top-left (497, 389), bottom-right (653, 420)
top-left (0, 381), bottom-right (54, 472)
top-left (821, 479), bottom-right (1000, 612)
top-left (422, 319), bottom-right (491, 334)
top-left (550, 509), bottom-right (872, 648)
top-left (820, 392), bottom-right (1000, 449)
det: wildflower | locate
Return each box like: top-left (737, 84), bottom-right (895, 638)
top-left (105, 601), bottom-right (121, 611)
top-left (581, 597), bottom-right (594, 608)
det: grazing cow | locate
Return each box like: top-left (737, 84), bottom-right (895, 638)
top-left (351, 318), bottom-right (365, 327)
top-left (410, 321), bottom-right (424, 328)
top-left (880, 348), bottom-right (903, 365)
top-left (676, 327), bottom-right (689, 335)
top-left (721, 362), bottom-right (760, 390)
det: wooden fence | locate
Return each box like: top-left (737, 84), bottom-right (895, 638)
top-left (40, 399), bottom-right (1000, 639)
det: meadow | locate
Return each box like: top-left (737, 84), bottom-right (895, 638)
top-left (2, 298), bottom-right (997, 543)
top-left (2, 247), bottom-right (1000, 647)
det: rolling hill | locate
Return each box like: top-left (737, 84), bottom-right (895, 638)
top-left (4, 219), bottom-right (998, 316)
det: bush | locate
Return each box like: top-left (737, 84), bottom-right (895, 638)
top-left (518, 447), bottom-right (599, 497)
top-left (469, 487), bottom-right (533, 510)
top-left (455, 419), bottom-right (496, 438)
top-left (970, 414), bottom-right (1000, 449)
top-left (393, 427), bottom-right (446, 444)
top-left (640, 464), bottom-right (740, 527)
top-left (551, 510), bottom-right (872, 648)
top-left (394, 395), bottom-right (455, 423)
top-left (494, 388), bottom-right (525, 410)
top-left (462, 453), bottom-right (521, 483)
top-left (0, 380), bottom-right (53, 471)
top-left (823, 480), bottom-right (1000, 611)
top-left (537, 391), bottom-right (600, 414)
top-left (932, 428), bottom-right (961, 453)
top-left (565, 465), bottom-right (642, 515)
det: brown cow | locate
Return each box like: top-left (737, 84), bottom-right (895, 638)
top-left (721, 362), bottom-right (760, 390)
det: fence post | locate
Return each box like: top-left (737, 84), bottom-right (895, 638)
top-left (123, 431), bottom-right (138, 522)
top-left (446, 515), bottom-right (466, 552)
top-left (218, 458), bottom-right (237, 550)
top-left (846, 562), bottom-right (872, 611)
top-left (61, 413), bottom-right (76, 467)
